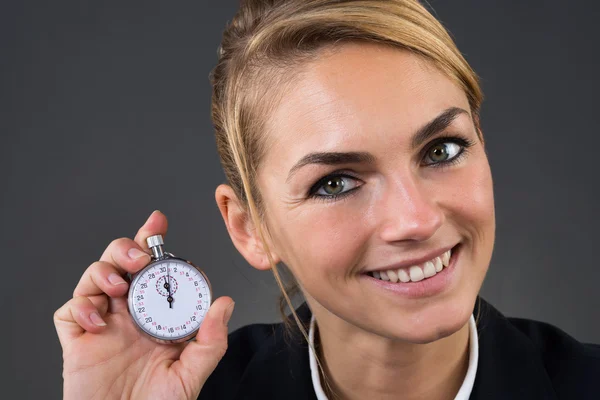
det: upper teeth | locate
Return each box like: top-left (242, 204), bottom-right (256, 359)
top-left (371, 249), bottom-right (452, 283)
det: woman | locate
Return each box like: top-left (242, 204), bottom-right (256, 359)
top-left (53, 0), bottom-right (599, 399)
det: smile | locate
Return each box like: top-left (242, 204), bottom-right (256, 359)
top-left (368, 248), bottom-right (453, 283)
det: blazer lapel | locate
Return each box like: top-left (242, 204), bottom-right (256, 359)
top-left (470, 297), bottom-right (558, 399)
top-left (234, 305), bottom-right (317, 400)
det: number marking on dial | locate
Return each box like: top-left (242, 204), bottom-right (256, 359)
top-left (130, 261), bottom-right (211, 340)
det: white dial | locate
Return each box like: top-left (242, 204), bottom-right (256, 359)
top-left (128, 258), bottom-right (212, 343)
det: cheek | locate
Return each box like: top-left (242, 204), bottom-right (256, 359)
top-left (433, 141), bottom-right (493, 218)
top-left (447, 155), bottom-right (495, 256)
top-left (466, 161), bottom-right (494, 231)
top-left (269, 204), bottom-right (371, 284)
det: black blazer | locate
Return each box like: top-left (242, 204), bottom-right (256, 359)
top-left (200, 297), bottom-right (600, 399)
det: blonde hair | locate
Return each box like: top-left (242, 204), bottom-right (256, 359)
top-left (210, 0), bottom-right (484, 394)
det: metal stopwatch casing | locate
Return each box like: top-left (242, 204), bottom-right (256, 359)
top-left (127, 234), bottom-right (213, 344)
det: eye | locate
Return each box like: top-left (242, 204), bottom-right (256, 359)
top-left (422, 137), bottom-right (472, 166)
top-left (309, 174), bottom-right (362, 200)
top-left (427, 142), bottom-right (461, 162)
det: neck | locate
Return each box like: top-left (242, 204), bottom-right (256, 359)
top-left (313, 311), bottom-right (471, 400)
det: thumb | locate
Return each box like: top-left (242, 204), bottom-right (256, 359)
top-left (172, 296), bottom-right (234, 395)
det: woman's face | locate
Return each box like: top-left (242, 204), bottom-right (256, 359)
top-left (257, 42), bottom-right (495, 342)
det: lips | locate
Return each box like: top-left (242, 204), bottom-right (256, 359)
top-left (366, 246), bottom-right (456, 283)
top-left (362, 244), bottom-right (461, 299)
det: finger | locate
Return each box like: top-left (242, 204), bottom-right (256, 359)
top-left (73, 261), bottom-right (131, 298)
top-left (171, 297), bottom-right (234, 393)
top-left (98, 237), bottom-right (152, 276)
top-left (133, 210), bottom-right (169, 252)
top-left (54, 296), bottom-right (108, 348)
top-left (89, 294), bottom-right (109, 317)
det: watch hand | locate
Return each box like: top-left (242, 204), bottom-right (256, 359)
top-left (165, 267), bottom-right (173, 309)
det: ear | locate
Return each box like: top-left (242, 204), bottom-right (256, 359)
top-left (215, 184), bottom-right (280, 271)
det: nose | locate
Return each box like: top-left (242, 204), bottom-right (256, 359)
top-left (377, 176), bottom-right (445, 243)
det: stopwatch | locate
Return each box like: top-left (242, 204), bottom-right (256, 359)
top-left (127, 234), bottom-right (212, 344)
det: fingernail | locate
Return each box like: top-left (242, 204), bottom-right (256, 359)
top-left (90, 312), bottom-right (107, 327)
top-left (128, 248), bottom-right (149, 260)
top-left (146, 210), bottom-right (161, 224)
top-left (223, 302), bottom-right (235, 325)
top-left (108, 273), bottom-right (127, 286)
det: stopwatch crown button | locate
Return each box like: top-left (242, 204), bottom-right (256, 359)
top-left (147, 234), bottom-right (164, 248)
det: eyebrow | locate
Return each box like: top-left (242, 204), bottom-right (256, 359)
top-left (411, 107), bottom-right (469, 148)
top-left (286, 106), bottom-right (469, 182)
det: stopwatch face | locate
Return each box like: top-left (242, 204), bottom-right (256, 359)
top-left (128, 258), bottom-right (212, 343)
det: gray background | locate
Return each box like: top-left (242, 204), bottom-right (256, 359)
top-left (2, 0), bottom-right (599, 398)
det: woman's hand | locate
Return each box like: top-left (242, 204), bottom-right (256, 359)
top-left (54, 210), bottom-right (234, 400)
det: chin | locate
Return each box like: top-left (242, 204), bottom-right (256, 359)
top-left (386, 294), bottom-right (476, 344)
top-left (396, 317), bottom-right (469, 344)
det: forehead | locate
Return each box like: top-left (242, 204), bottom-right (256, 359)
top-left (262, 42), bottom-right (470, 168)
